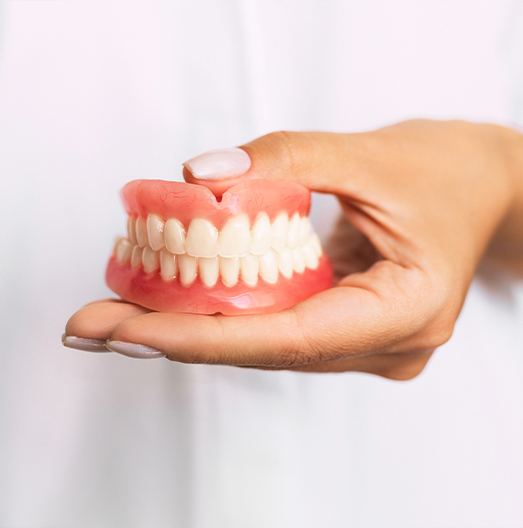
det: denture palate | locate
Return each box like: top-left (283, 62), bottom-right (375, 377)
top-left (114, 212), bottom-right (324, 288)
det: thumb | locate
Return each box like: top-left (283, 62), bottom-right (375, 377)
top-left (183, 131), bottom-right (361, 198)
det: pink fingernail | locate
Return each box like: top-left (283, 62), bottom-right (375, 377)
top-left (62, 334), bottom-right (110, 352)
top-left (106, 340), bottom-right (166, 359)
top-left (183, 147), bottom-right (251, 180)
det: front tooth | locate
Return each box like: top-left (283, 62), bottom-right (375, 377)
top-left (160, 249), bottom-right (178, 281)
top-left (116, 238), bottom-right (133, 264)
top-left (278, 247), bottom-right (294, 279)
top-left (260, 249), bottom-right (278, 284)
top-left (292, 247), bottom-right (305, 273)
top-left (142, 247), bottom-right (160, 273)
top-left (220, 257), bottom-right (240, 287)
top-left (299, 216), bottom-right (311, 246)
top-left (302, 244), bottom-right (319, 270)
top-left (218, 215), bottom-right (251, 257)
top-left (287, 213), bottom-right (300, 249)
top-left (199, 257), bottom-right (219, 287)
top-left (240, 255), bottom-right (259, 286)
top-left (309, 233), bottom-right (323, 257)
top-left (147, 214), bottom-right (165, 251)
top-left (164, 218), bottom-right (186, 255)
top-left (127, 216), bottom-right (137, 245)
top-left (186, 218), bottom-right (218, 258)
top-left (136, 217), bottom-right (148, 248)
top-left (131, 246), bottom-right (143, 268)
top-left (251, 213), bottom-right (272, 255)
top-left (178, 254), bottom-right (197, 287)
top-left (271, 213), bottom-right (289, 252)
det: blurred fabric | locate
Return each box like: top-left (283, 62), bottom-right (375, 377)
top-left (1, 1), bottom-right (523, 526)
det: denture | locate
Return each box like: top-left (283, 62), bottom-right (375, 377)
top-left (106, 179), bottom-right (332, 314)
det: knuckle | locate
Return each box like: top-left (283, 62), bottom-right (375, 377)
top-left (262, 130), bottom-right (312, 174)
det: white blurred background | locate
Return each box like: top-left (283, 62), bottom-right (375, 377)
top-left (1, 1), bottom-right (523, 527)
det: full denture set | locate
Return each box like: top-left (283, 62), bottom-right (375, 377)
top-left (106, 179), bottom-right (332, 314)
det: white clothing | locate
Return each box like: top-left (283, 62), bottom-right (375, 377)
top-left (1, 1), bottom-right (523, 526)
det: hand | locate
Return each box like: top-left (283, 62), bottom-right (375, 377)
top-left (64, 120), bottom-right (523, 379)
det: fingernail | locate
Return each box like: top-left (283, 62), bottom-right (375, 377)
top-left (62, 334), bottom-right (110, 352)
top-left (183, 147), bottom-right (251, 180)
top-left (106, 340), bottom-right (166, 359)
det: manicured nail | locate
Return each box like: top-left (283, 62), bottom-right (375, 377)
top-left (62, 333), bottom-right (110, 352)
top-left (106, 340), bottom-right (166, 359)
top-left (183, 147), bottom-right (251, 180)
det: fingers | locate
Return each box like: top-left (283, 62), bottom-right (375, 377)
top-left (106, 263), bottom-right (443, 368)
top-left (65, 300), bottom-right (151, 340)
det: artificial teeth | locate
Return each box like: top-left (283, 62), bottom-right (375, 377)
top-left (240, 255), bottom-right (259, 286)
top-left (142, 247), bottom-right (160, 273)
top-left (116, 238), bottom-right (133, 264)
top-left (220, 257), bottom-right (240, 287)
top-left (164, 218), bottom-right (186, 255)
top-left (127, 216), bottom-right (137, 245)
top-left (136, 217), bottom-right (149, 248)
top-left (186, 218), bottom-right (218, 258)
top-left (251, 213), bottom-right (272, 255)
top-left (299, 216), bottom-right (311, 246)
top-left (292, 247), bottom-right (305, 273)
top-left (278, 247), bottom-right (294, 279)
top-left (199, 257), bottom-right (220, 287)
top-left (147, 214), bottom-right (165, 251)
top-left (260, 249), bottom-right (278, 283)
top-left (160, 249), bottom-right (178, 281)
top-left (287, 212), bottom-right (301, 249)
top-left (218, 215), bottom-right (251, 257)
top-left (302, 244), bottom-right (319, 270)
top-left (271, 213), bottom-right (289, 252)
top-left (131, 246), bottom-right (144, 269)
top-left (178, 254), bottom-right (197, 287)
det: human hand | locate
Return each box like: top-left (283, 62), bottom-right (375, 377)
top-left (64, 120), bottom-right (523, 379)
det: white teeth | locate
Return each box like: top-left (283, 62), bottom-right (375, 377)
top-left (178, 254), bottom-right (197, 287)
top-left (147, 214), bottom-right (165, 251)
top-left (220, 257), bottom-right (240, 287)
top-left (260, 249), bottom-right (279, 283)
top-left (292, 247), bottom-right (305, 273)
top-left (218, 214), bottom-right (251, 257)
top-left (131, 246), bottom-right (144, 269)
top-left (278, 247), bottom-right (294, 279)
top-left (309, 233), bottom-right (323, 257)
top-left (164, 218), bottom-right (186, 255)
top-left (136, 217), bottom-right (149, 248)
top-left (127, 217), bottom-right (137, 245)
top-left (142, 247), bottom-right (160, 273)
top-left (299, 216), bottom-right (311, 247)
top-left (186, 218), bottom-right (218, 258)
top-left (287, 212), bottom-right (300, 249)
top-left (160, 249), bottom-right (178, 281)
top-left (302, 244), bottom-right (319, 270)
top-left (251, 213), bottom-right (272, 255)
top-left (271, 213), bottom-right (289, 253)
top-left (240, 255), bottom-right (259, 286)
top-left (116, 238), bottom-right (133, 264)
top-left (199, 257), bottom-right (219, 287)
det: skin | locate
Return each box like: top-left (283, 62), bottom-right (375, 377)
top-left (65, 119), bottom-right (523, 380)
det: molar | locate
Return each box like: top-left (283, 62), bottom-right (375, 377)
top-left (251, 213), bottom-right (272, 255)
top-left (260, 249), bottom-right (278, 283)
top-left (164, 218), bottom-right (186, 255)
top-left (240, 255), bottom-right (259, 287)
top-left (199, 257), bottom-right (220, 287)
top-left (136, 217), bottom-right (148, 248)
top-left (160, 249), bottom-right (178, 281)
top-left (220, 257), bottom-right (240, 287)
top-left (186, 218), bottom-right (218, 258)
top-left (142, 247), bottom-right (160, 273)
top-left (178, 254), bottom-right (198, 287)
top-left (287, 213), bottom-right (301, 249)
top-left (271, 213), bottom-right (289, 253)
top-left (218, 215), bottom-right (251, 257)
top-left (147, 214), bottom-right (165, 251)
